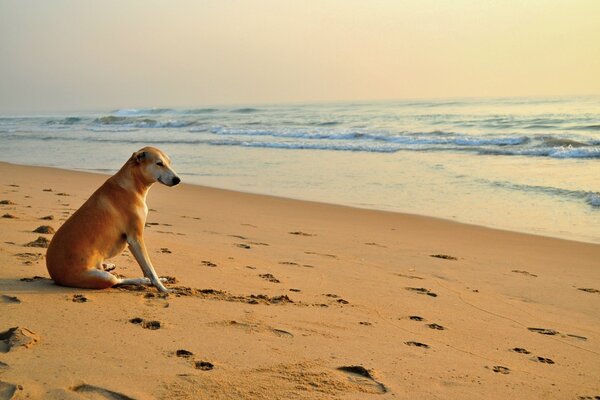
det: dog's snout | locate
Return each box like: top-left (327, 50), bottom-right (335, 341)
top-left (172, 176), bottom-right (181, 186)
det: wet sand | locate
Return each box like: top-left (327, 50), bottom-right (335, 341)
top-left (1, 161), bottom-right (599, 399)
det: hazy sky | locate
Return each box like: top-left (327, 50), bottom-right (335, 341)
top-left (1, 0), bottom-right (599, 113)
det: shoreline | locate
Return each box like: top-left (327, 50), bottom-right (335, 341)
top-left (1, 160), bottom-right (597, 246)
top-left (1, 161), bottom-right (599, 399)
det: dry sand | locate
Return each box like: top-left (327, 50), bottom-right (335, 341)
top-left (0, 161), bottom-right (599, 399)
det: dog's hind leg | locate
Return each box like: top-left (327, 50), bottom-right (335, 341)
top-left (74, 269), bottom-right (156, 289)
top-left (114, 277), bottom-right (153, 286)
top-left (74, 269), bottom-right (120, 289)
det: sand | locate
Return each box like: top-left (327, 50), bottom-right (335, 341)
top-left (0, 161), bottom-right (599, 400)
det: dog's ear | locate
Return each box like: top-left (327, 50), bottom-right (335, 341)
top-left (134, 151), bottom-right (146, 164)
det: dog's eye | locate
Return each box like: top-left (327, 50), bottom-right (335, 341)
top-left (156, 161), bottom-right (164, 167)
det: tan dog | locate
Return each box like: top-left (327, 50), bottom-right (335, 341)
top-left (46, 147), bottom-right (180, 293)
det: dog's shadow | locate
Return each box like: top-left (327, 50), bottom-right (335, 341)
top-left (0, 277), bottom-right (70, 295)
top-left (0, 277), bottom-right (140, 297)
top-left (0, 277), bottom-right (164, 298)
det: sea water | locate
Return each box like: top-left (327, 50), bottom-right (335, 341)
top-left (0, 96), bottom-right (598, 243)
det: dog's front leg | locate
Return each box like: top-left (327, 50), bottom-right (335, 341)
top-left (127, 236), bottom-right (169, 293)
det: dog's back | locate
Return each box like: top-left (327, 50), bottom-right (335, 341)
top-left (46, 180), bottom-right (132, 286)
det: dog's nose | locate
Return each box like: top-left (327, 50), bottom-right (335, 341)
top-left (172, 176), bottom-right (181, 185)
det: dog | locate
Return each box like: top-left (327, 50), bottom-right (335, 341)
top-left (46, 147), bottom-right (180, 293)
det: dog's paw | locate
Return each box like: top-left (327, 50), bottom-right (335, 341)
top-left (102, 262), bottom-right (116, 272)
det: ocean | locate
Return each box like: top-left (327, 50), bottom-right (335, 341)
top-left (1, 96), bottom-right (598, 243)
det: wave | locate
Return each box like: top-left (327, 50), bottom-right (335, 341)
top-left (210, 126), bottom-right (531, 147)
top-left (481, 146), bottom-right (600, 159)
top-left (46, 117), bottom-right (83, 125)
top-left (112, 108), bottom-right (173, 116)
top-left (182, 108), bottom-right (219, 114)
top-left (482, 179), bottom-right (600, 208)
top-left (93, 115), bottom-right (195, 128)
top-left (313, 121), bottom-right (340, 126)
top-left (6, 128), bottom-right (600, 160)
top-left (540, 138), bottom-right (588, 148)
top-left (209, 139), bottom-right (401, 153)
top-left (568, 124), bottom-right (600, 131)
top-left (231, 108), bottom-right (260, 113)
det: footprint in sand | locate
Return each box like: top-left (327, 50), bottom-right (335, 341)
top-left (71, 294), bottom-right (88, 303)
top-left (324, 293), bottom-right (349, 304)
top-left (365, 242), bottom-right (387, 248)
top-left (278, 261), bottom-right (314, 268)
top-left (160, 247), bottom-right (172, 254)
top-left (533, 356), bottom-right (555, 364)
top-left (289, 231), bottom-right (316, 237)
top-left (430, 254), bottom-right (457, 260)
top-left (396, 273), bottom-right (424, 280)
top-left (405, 341), bottom-right (430, 348)
top-left (528, 327), bottom-right (559, 336)
top-left (176, 349), bottom-right (194, 358)
top-left (0, 381), bottom-right (20, 400)
top-left (129, 318), bottom-right (161, 330)
top-left (180, 215), bottom-right (201, 220)
top-left (14, 252), bottom-right (43, 265)
top-left (491, 366), bottom-right (510, 374)
top-left (194, 361), bottom-right (214, 371)
top-left (0, 200), bottom-right (15, 205)
top-left (577, 396), bottom-right (600, 400)
top-left (1, 214), bottom-right (16, 219)
top-left (512, 270), bottom-right (538, 277)
top-left (565, 333), bottom-right (587, 341)
top-left (0, 327), bottom-right (40, 353)
top-left (235, 243), bottom-right (251, 249)
top-left (33, 225), bottom-right (55, 234)
top-left (24, 236), bottom-right (50, 248)
top-left (408, 315), bottom-right (425, 321)
top-left (578, 288), bottom-right (600, 294)
top-left (201, 260), bottom-right (217, 267)
top-left (143, 293), bottom-right (170, 308)
top-left (337, 365), bottom-right (387, 394)
top-left (71, 384), bottom-right (135, 400)
top-left (511, 347), bottom-right (531, 354)
top-left (405, 287), bottom-right (438, 297)
top-left (156, 230), bottom-right (185, 236)
top-left (304, 251), bottom-right (337, 259)
top-left (427, 323), bottom-right (445, 330)
top-left (40, 215), bottom-right (54, 220)
top-left (259, 273), bottom-right (280, 283)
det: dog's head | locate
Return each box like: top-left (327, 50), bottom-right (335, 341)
top-left (131, 147), bottom-right (181, 187)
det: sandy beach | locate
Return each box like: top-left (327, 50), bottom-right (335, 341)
top-left (0, 161), bottom-right (599, 399)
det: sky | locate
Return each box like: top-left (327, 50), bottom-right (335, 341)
top-left (0, 0), bottom-right (599, 114)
